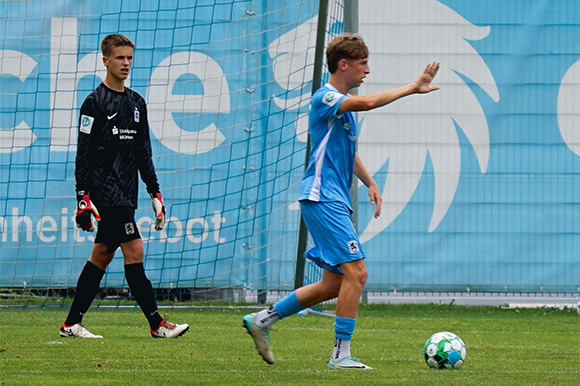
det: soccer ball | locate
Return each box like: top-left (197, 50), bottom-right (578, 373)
top-left (424, 331), bottom-right (466, 369)
top-left (577, 298), bottom-right (580, 316)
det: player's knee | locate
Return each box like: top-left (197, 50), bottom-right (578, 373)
top-left (89, 244), bottom-right (114, 269)
top-left (344, 261), bottom-right (368, 287)
top-left (356, 269), bottom-right (368, 288)
top-left (120, 239), bottom-right (144, 264)
top-left (123, 252), bottom-right (144, 265)
top-left (361, 266), bottom-right (368, 282)
top-left (361, 271), bottom-right (368, 286)
top-left (348, 267), bottom-right (367, 290)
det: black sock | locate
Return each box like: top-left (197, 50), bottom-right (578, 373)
top-left (124, 262), bottom-right (163, 330)
top-left (64, 261), bottom-right (105, 326)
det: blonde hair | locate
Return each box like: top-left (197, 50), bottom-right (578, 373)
top-left (326, 34), bottom-right (369, 73)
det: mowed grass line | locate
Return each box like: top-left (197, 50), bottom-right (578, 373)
top-left (0, 304), bottom-right (578, 386)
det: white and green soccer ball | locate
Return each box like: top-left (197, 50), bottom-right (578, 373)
top-left (424, 331), bottom-right (466, 369)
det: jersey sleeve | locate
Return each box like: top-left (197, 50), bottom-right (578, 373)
top-left (311, 89), bottom-right (346, 120)
top-left (75, 95), bottom-right (97, 194)
top-left (135, 97), bottom-right (161, 194)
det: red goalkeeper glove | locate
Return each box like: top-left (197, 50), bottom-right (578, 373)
top-left (150, 192), bottom-right (166, 230)
top-left (76, 192), bottom-right (101, 232)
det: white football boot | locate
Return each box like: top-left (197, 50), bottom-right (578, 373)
top-left (242, 313), bottom-right (275, 364)
top-left (151, 318), bottom-right (189, 338)
top-left (328, 356), bottom-right (373, 370)
top-left (59, 323), bottom-right (103, 339)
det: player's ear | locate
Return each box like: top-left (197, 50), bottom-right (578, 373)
top-left (102, 55), bottom-right (108, 67)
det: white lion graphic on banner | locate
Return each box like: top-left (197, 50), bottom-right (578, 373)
top-left (558, 60), bottom-right (580, 156)
top-left (357, 0), bottom-right (499, 240)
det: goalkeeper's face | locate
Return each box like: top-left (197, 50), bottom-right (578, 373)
top-left (103, 45), bottom-right (134, 82)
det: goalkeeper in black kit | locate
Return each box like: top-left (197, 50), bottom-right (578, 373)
top-left (60, 34), bottom-right (188, 339)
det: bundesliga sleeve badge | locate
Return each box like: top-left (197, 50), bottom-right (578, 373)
top-left (79, 115), bottom-right (94, 134)
top-left (322, 91), bottom-right (340, 106)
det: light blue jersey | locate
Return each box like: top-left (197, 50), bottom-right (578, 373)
top-left (299, 84), bottom-right (364, 270)
top-left (299, 84), bottom-right (357, 211)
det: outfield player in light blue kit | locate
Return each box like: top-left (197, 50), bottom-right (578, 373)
top-left (243, 34), bottom-right (440, 369)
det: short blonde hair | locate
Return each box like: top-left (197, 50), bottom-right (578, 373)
top-left (326, 34), bottom-right (369, 74)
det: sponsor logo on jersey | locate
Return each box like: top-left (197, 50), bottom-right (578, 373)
top-left (107, 112), bottom-right (117, 120)
top-left (118, 128), bottom-right (137, 140)
top-left (79, 115), bottom-right (94, 134)
top-left (134, 107), bottom-right (140, 123)
top-left (112, 126), bottom-right (136, 140)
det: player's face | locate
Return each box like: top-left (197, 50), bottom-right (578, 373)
top-left (103, 45), bottom-right (134, 82)
top-left (345, 57), bottom-right (370, 88)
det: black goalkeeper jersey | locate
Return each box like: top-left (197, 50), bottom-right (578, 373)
top-left (75, 83), bottom-right (160, 209)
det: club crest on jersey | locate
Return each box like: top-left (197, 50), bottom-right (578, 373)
top-left (347, 240), bottom-right (359, 254)
top-left (79, 115), bottom-right (94, 134)
top-left (125, 223), bottom-right (135, 235)
top-left (134, 107), bottom-right (140, 123)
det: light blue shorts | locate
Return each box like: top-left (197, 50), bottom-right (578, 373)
top-left (300, 200), bottom-right (365, 274)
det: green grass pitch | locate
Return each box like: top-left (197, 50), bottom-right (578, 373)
top-left (0, 303), bottom-right (578, 385)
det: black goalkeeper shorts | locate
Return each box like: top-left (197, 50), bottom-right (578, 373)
top-left (95, 206), bottom-right (141, 253)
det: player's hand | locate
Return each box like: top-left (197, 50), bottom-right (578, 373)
top-left (150, 192), bottom-right (166, 230)
top-left (75, 192), bottom-right (101, 232)
top-left (368, 183), bottom-right (382, 219)
top-left (414, 61), bottom-right (440, 94)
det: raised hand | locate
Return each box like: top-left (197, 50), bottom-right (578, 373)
top-left (414, 61), bottom-right (440, 94)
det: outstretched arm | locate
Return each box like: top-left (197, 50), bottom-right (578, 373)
top-left (353, 153), bottom-right (382, 219)
top-left (339, 61), bottom-right (440, 113)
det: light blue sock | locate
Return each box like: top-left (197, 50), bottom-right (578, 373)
top-left (334, 316), bottom-right (356, 341)
top-left (273, 291), bottom-right (304, 319)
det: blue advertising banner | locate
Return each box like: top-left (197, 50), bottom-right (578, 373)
top-left (357, 0), bottom-right (580, 292)
top-left (0, 0), bottom-right (578, 292)
top-left (0, 0), bottom-right (317, 289)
